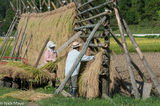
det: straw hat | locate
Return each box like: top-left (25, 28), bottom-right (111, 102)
top-left (71, 41), bottom-right (81, 48)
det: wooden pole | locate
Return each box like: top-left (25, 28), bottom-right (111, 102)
top-left (118, 9), bottom-right (160, 95)
top-left (77, 1), bottom-right (112, 16)
top-left (57, 31), bottom-right (82, 54)
top-left (0, 14), bottom-right (18, 53)
top-left (57, 0), bottom-right (63, 6)
top-left (16, 14), bottom-right (30, 59)
top-left (39, 0), bottom-right (42, 12)
top-left (54, 16), bottom-right (107, 95)
top-left (76, 11), bottom-right (111, 24)
top-left (0, 17), bottom-right (18, 57)
top-left (31, 0), bottom-right (40, 12)
top-left (35, 37), bottom-right (50, 67)
top-left (109, 27), bottom-right (147, 82)
top-left (48, 0), bottom-right (51, 11)
top-left (22, 34), bottom-right (32, 58)
top-left (2, 31), bottom-right (18, 57)
top-left (51, 1), bottom-right (57, 10)
top-left (74, 24), bottom-right (96, 31)
top-left (27, 0), bottom-right (37, 13)
top-left (113, 4), bottom-right (140, 98)
top-left (10, 1), bottom-right (16, 12)
top-left (10, 18), bottom-right (26, 57)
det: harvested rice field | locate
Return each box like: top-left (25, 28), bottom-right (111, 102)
top-left (112, 52), bottom-right (160, 83)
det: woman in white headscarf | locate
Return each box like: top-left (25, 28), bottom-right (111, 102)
top-left (44, 41), bottom-right (57, 87)
top-left (44, 41), bottom-right (57, 63)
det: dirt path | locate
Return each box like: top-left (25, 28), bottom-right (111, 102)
top-left (112, 52), bottom-right (160, 82)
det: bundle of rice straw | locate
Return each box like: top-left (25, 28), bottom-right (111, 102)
top-left (79, 51), bottom-right (103, 98)
top-left (15, 3), bottom-right (76, 80)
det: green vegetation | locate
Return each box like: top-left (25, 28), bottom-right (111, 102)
top-left (110, 37), bottom-right (160, 54)
top-left (111, 37), bottom-right (160, 53)
top-left (0, 39), bottom-right (14, 57)
top-left (0, 87), bottom-right (160, 106)
top-left (1, 37), bottom-right (160, 56)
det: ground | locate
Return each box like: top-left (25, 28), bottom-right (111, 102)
top-left (113, 52), bottom-right (160, 82)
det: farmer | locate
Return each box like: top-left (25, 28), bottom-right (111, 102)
top-left (44, 41), bottom-right (57, 63)
top-left (44, 41), bottom-right (57, 87)
top-left (65, 41), bottom-right (95, 97)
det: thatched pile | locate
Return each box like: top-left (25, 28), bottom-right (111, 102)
top-left (0, 62), bottom-right (55, 88)
top-left (78, 51), bottom-right (103, 98)
top-left (15, 3), bottom-right (76, 80)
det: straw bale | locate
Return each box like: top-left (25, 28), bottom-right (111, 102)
top-left (15, 3), bottom-right (76, 80)
top-left (78, 51), bottom-right (103, 98)
top-left (0, 62), bottom-right (54, 85)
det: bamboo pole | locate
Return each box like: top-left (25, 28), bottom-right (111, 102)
top-left (35, 37), bottom-right (50, 67)
top-left (57, 31), bottom-right (82, 54)
top-left (10, 1), bottom-right (16, 12)
top-left (2, 31), bottom-right (18, 57)
top-left (0, 14), bottom-right (18, 53)
top-left (0, 17), bottom-right (18, 57)
top-left (27, 0), bottom-right (37, 13)
top-left (51, 1), bottom-right (57, 10)
top-left (74, 24), bottom-right (96, 31)
top-left (31, 0), bottom-right (40, 12)
top-left (15, 14), bottom-right (30, 59)
top-left (22, 34), bottom-right (32, 58)
top-left (77, 0), bottom-right (94, 9)
top-left (77, 1), bottom-right (112, 16)
top-left (10, 18), bottom-right (26, 57)
top-left (48, 0), bottom-right (51, 11)
top-left (113, 4), bottom-right (140, 98)
top-left (54, 16), bottom-right (106, 95)
top-left (117, 8), bottom-right (160, 95)
top-left (39, 0), bottom-right (42, 12)
top-left (109, 27), bottom-right (147, 82)
top-left (20, 0), bottom-right (27, 13)
top-left (76, 11), bottom-right (111, 24)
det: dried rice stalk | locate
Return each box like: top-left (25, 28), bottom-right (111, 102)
top-left (15, 3), bottom-right (76, 81)
top-left (0, 90), bottom-right (53, 101)
top-left (79, 51), bottom-right (103, 98)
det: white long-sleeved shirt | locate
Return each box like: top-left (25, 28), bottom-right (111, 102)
top-left (65, 49), bottom-right (94, 77)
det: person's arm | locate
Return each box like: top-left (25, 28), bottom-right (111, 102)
top-left (44, 51), bottom-right (49, 63)
top-left (81, 55), bottom-right (94, 61)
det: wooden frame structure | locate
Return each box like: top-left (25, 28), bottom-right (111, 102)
top-left (0, 0), bottom-right (159, 99)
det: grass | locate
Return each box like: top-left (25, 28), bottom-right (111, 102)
top-left (112, 21), bottom-right (160, 34)
top-left (1, 37), bottom-right (160, 55)
top-left (0, 87), bottom-right (160, 106)
top-left (110, 37), bottom-right (160, 54)
top-left (1, 37), bottom-right (160, 56)
top-left (0, 38), bottom-right (14, 57)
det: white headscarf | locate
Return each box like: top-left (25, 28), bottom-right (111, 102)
top-left (47, 41), bottom-right (56, 52)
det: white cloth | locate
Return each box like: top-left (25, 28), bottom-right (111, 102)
top-left (65, 49), bottom-right (94, 77)
top-left (47, 41), bottom-right (56, 52)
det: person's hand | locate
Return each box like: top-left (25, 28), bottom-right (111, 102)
top-left (92, 56), bottom-right (95, 61)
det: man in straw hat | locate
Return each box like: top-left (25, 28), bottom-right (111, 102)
top-left (65, 41), bottom-right (95, 97)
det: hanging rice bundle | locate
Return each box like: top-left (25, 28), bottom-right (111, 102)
top-left (78, 51), bottom-right (103, 98)
top-left (15, 3), bottom-right (76, 81)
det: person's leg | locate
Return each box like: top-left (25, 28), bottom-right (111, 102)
top-left (68, 78), bottom-right (72, 94)
top-left (71, 75), bottom-right (78, 97)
